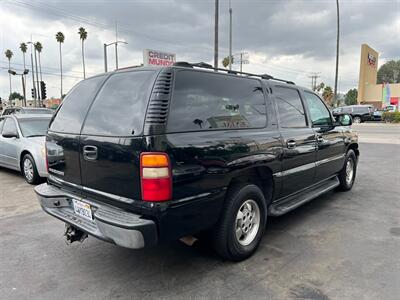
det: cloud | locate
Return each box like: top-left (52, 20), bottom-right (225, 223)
top-left (1, 0), bottom-right (399, 100)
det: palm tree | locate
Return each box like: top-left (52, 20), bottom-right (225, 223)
top-left (34, 42), bottom-right (43, 81)
top-left (78, 27), bottom-right (87, 79)
top-left (55, 32), bottom-right (65, 98)
top-left (20, 43), bottom-right (28, 105)
top-left (5, 49), bottom-right (13, 100)
top-left (19, 43), bottom-right (27, 70)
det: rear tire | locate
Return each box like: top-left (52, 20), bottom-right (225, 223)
top-left (21, 154), bottom-right (40, 185)
top-left (353, 116), bottom-right (362, 124)
top-left (338, 150), bottom-right (357, 191)
top-left (213, 183), bottom-right (267, 261)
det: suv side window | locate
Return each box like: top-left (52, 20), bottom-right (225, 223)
top-left (49, 76), bottom-right (105, 134)
top-left (274, 86), bottom-right (307, 128)
top-left (167, 71), bottom-right (266, 132)
top-left (82, 71), bottom-right (155, 136)
top-left (303, 92), bottom-right (332, 126)
top-left (353, 107), bottom-right (368, 114)
top-left (2, 118), bottom-right (17, 135)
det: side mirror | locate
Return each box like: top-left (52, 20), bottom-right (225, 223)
top-left (336, 114), bottom-right (352, 126)
top-left (2, 131), bottom-right (18, 138)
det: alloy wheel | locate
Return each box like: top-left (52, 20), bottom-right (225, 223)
top-left (235, 199), bottom-right (260, 246)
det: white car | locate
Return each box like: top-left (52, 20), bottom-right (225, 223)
top-left (0, 114), bottom-right (51, 184)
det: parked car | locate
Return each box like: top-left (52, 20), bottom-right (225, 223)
top-left (0, 114), bottom-right (51, 184)
top-left (1, 106), bottom-right (53, 116)
top-left (35, 63), bottom-right (358, 261)
top-left (333, 105), bottom-right (374, 123)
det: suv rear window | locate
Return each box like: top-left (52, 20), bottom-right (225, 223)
top-left (49, 75), bottom-right (105, 134)
top-left (81, 71), bottom-right (155, 136)
top-left (167, 70), bottom-right (266, 132)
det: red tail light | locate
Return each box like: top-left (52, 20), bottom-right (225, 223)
top-left (140, 153), bottom-right (172, 202)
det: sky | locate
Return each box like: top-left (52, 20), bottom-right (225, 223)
top-left (0, 0), bottom-right (399, 100)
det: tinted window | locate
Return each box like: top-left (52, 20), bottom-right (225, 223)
top-left (50, 76), bottom-right (105, 134)
top-left (274, 87), bottom-right (307, 128)
top-left (303, 92), bottom-right (332, 126)
top-left (82, 71), bottom-right (155, 136)
top-left (353, 107), bottom-right (369, 114)
top-left (18, 118), bottom-right (51, 137)
top-left (341, 107), bottom-right (352, 113)
top-left (167, 71), bottom-right (266, 132)
top-left (2, 118), bottom-right (17, 134)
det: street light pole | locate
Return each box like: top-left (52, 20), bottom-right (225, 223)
top-left (104, 43), bottom-right (108, 72)
top-left (103, 41), bottom-right (127, 71)
top-left (334, 0), bottom-right (340, 100)
top-left (8, 69), bottom-right (29, 107)
top-left (33, 46), bottom-right (41, 106)
top-left (229, 0), bottom-right (232, 71)
top-left (214, 0), bottom-right (219, 69)
top-left (27, 40), bottom-right (37, 106)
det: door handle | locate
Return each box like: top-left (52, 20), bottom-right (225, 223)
top-left (83, 145), bottom-right (98, 161)
top-left (286, 140), bottom-right (297, 149)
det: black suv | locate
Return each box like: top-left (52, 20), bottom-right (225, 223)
top-left (333, 105), bottom-right (373, 123)
top-left (35, 63), bottom-right (358, 261)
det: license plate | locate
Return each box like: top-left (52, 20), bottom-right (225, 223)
top-left (72, 199), bottom-right (93, 221)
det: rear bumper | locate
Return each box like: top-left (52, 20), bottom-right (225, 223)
top-left (35, 183), bottom-right (157, 249)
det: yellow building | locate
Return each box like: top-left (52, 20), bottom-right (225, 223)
top-left (357, 44), bottom-right (400, 108)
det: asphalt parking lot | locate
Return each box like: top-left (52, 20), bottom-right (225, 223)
top-left (1, 124), bottom-right (399, 300)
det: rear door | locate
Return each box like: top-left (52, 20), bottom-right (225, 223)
top-left (79, 70), bottom-right (157, 206)
top-left (273, 86), bottom-right (317, 198)
top-left (46, 75), bottom-right (106, 190)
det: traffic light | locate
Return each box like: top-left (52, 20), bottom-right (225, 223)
top-left (31, 88), bottom-right (36, 99)
top-left (40, 81), bottom-right (47, 100)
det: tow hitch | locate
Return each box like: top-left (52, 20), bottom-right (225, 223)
top-left (64, 224), bottom-right (88, 244)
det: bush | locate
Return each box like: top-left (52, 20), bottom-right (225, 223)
top-left (382, 111), bottom-right (400, 123)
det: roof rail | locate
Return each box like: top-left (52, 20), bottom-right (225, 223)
top-left (172, 61), bottom-right (295, 85)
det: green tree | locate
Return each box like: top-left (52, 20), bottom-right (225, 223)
top-left (5, 49), bottom-right (13, 99)
top-left (55, 32), bottom-right (65, 98)
top-left (377, 60), bottom-right (400, 84)
top-left (78, 27), bottom-right (88, 78)
top-left (345, 88), bottom-right (358, 105)
top-left (222, 56), bottom-right (233, 68)
top-left (34, 42), bottom-right (43, 81)
top-left (322, 86), bottom-right (334, 106)
top-left (19, 43), bottom-right (27, 71)
top-left (9, 92), bottom-right (23, 100)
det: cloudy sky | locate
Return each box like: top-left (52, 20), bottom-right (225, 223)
top-left (0, 0), bottom-right (399, 100)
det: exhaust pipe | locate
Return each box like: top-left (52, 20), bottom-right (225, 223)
top-left (64, 224), bottom-right (88, 244)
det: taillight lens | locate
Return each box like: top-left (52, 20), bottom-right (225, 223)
top-left (140, 153), bottom-right (172, 202)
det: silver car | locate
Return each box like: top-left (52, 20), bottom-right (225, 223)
top-left (0, 114), bottom-right (51, 184)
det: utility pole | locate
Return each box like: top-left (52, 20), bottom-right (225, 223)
top-left (229, 0), bottom-right (233, 70)
top-left (334, 0), bottom-right (340, 99)
top-left (214, 0), bottom-right (219, 69)
top-left (308, 73), bottom-right (320, 91)
top-left (232, 52), bottom-right (249, 73)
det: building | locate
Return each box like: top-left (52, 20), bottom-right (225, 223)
top-left (357, 44), bottom-right (400, 109)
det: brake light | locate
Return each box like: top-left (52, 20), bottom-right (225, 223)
top-left (140, 153), bottom-right (172, 202)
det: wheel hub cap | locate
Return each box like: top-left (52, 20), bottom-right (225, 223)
top-left (345, 160), bottom-right (354, 185)
top-left (235, 199), bottom-right (260, 246)
top-left (23, 159), bottom-right (34, 181)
